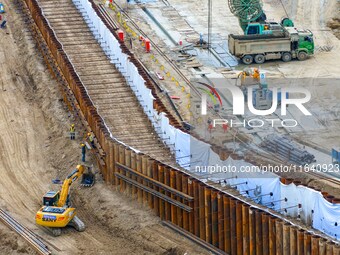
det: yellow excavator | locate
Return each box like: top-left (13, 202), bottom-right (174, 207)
top-left (36, 165), bottom-right (94, 236)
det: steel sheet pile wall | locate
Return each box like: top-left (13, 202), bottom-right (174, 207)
top-left (23, 0), bottom-right (340, 254)
top-left (76, 0), bottom-right (340, 242)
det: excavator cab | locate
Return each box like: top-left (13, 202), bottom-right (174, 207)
top-left (42, 191), bottom-right (60, 206)
top-left (245, 23), bottom-right (262, 35)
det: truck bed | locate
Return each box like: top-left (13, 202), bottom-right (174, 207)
top-left (230, 33), bottom-right (286, 41)
top-left (228, 34), bottom-right (291, 57)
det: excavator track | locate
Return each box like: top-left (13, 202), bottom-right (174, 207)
top-left (69, 216), bottom-right (86, 232)
top-left (51, 228), bottom-right (62, 237)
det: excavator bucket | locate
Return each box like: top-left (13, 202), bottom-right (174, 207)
top-left (81, 166), bottom-right (95, 187)
top-left (81, 173), bottom-right (95, 187)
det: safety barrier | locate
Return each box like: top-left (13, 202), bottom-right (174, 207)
top-left (23, 0), bottom-right (340, 253)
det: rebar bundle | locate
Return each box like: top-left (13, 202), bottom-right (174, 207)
top-left (262, 135), bottom-right (315, 165)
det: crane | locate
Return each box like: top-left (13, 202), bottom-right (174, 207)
top-left (228, 0), bottom-right (295, 34)
top-left (36, 165), bottom-right (94, 236)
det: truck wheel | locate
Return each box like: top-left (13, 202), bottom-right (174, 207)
top-left (254, 54), bottom-right (265, 64)
top-left (242, 55), bottom-right (253, 65)
top-left (298, 51), bottom-right (308, 61)
top-left (282, 52), bottom-right (292, 62)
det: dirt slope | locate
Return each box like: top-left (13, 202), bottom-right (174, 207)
top-left (0, 1), bottom-right (209, 254)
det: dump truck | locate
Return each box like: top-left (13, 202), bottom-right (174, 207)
top-left (228, 26), bottom-right (314, 64)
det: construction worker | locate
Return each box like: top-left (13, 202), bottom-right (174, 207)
top-left (70, 124), bottom-right (75, 140)
top-left (129, 37), bottom-right (133, 49)
top-left (87, 132), bottom-right (95, 149)
top-left (253, 68), bottom-right (260, 80)
top-left (81, 143), bottom-right (86, 162)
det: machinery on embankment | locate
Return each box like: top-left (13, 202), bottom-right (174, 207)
top-left (227, 0), bottom-right (314, 64)
top-left (36, 165), bottom-right (94, 236)
top-left (0, 3), bottom-right (5, 13)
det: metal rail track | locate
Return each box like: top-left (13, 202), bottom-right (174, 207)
top-left (162, 221), bottom-right (226, 255)
top-left (0, 209), bottom-right (52, 255)
top-left (108, 1), bottom-right (201, 97)
top-left (96, 3), bottom-right (188, 122)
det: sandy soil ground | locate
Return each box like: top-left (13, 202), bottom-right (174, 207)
top-left (0, 224), bottom-right (36, 254)
top-left (262, 0), bottom-right (340, 150)
top-left (328, 17), bottom-right (340, 39)
top-left (0, 1), bottom-right (209, 254)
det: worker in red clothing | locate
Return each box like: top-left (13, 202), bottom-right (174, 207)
top-left (222, 123), bottom-right (229, 133)
top-left (207, 118), bottom-right (213, 133)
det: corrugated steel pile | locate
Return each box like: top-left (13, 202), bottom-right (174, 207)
top-left (262, 135), bottom-right (315, 165)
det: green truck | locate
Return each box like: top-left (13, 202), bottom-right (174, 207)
top-left (227, 0), bottom-right (314, 64)
top-left (229, 25), bottom-right (314, 64)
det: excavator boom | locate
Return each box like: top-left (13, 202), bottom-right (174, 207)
top-left (57, 165), bottom-right (85, 207)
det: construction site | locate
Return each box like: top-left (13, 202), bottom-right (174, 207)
top-left (0, 0), bottom-right (339, 254)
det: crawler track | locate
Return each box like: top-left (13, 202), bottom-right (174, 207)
top-left (0, 209), bottom-right (51, 255)
top-left (38, 0), bottom-right (176, 165)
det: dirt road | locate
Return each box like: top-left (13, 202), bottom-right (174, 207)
top-left (264, 0), bottom-right (340, 78)
top-left (0, 1), bottom-right (209, 254)
top-left (263, 0), bottom-right (340, 150)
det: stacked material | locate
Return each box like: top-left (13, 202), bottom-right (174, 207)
top-left (262, 134), bottom-right (315, 165)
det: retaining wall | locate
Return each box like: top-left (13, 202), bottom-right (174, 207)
top-left (23, 0), bottom-right (340, 254)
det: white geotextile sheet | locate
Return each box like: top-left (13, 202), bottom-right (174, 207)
top-left (313, 195), bottom-right (340, 239)
top-left (73, 0), bottom-right (340, 241)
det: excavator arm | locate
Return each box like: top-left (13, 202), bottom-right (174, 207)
top-left (57, 165), bottom-right (85, 207)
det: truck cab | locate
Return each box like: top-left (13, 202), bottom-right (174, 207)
top-left (285, 27), bottom-right (314, 59)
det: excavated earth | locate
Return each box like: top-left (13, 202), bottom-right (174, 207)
top-left (0, 0), bottom-right (209, 254)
